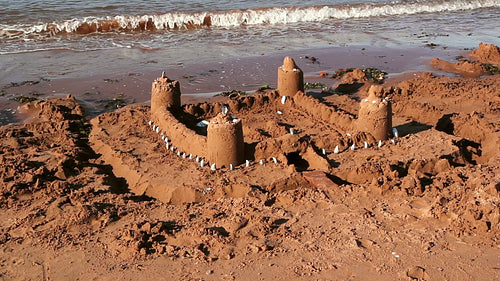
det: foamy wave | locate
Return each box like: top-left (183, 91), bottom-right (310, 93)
top-left (1, 0), bottom-right (499, 39)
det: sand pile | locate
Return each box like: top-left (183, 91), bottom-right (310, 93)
top-left (431, 42), bottom-right (500, 77)
top-left (0, 45), bottom-right (499, 280)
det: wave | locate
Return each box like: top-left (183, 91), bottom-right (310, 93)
top-left (1, 0), bottom-right (499, 39)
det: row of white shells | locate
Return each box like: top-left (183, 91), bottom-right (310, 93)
top-left (148, 120), bottom-right (279, 171)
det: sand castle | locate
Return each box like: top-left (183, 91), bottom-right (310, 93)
top-left (149, 56), bottom-right (394, 172)
top-left (88, 55), bottom-right (487, 204)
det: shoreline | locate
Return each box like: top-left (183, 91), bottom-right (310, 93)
top-left (1, 44), bottom-right (464, 125)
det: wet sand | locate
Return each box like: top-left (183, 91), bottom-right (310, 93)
top-left (1, 44), bottom-right (460, 125)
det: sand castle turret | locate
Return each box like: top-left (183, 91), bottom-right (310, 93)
top-left (151, 72), bottom-right (181, 112)
top-left (277, 57), bottom-right (304, 96)
top-left (207, 112), bottom-right (244, 168)
top-left (358, 85), bottom-right (392, 141)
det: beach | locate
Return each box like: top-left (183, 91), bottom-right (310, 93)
top-left (0, 42), bottom-right (499, 280)
top-left (1, 1), bottom-right (500, 280)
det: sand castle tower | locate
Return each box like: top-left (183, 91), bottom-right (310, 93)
top-left (151, 72), bottom-right (181, 112)
top-left (207, 112), bottom-right (244, 168)
top-left (358, 85), bottom-right (393, 141)
top-left (277, 57), bottom-right (304, 96)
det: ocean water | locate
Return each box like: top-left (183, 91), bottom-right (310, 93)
top-left (1, 0), bottom-right (500, 82)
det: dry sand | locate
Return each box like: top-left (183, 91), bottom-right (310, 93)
top-left (0, 44), bottom-right (499, 281)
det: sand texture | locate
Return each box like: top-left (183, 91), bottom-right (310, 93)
top-left (0, 45), bottom-right (499, 281)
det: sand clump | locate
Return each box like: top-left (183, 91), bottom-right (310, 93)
top-left (469, 42), bottom-right (500, 66)
top-left (431, 42), bottom-right (500, 77)
top-left (0, 47), bottom-right (499, 280)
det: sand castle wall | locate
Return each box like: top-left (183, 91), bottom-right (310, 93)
top-left (151, 108), bottom-right (208, 159)
top-left (290, 91), bottom-right (354, 132)
top-left (183, 91), bottom-right (280, 118)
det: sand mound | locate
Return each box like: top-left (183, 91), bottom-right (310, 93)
top-left (469, 42), bottom-right (500, 66)
top-left (431, 43), bottom-right (500, 77)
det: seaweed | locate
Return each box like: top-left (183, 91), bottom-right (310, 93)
top-left (481, 63), bottom-right (500, 75)
top-left (215, 90), bottom-right (247, 98)
top-left (258, 85), bottom-right (273, 91)
top-left (11, 96), bottom-right (39, 103)
top-left (304, 82), bottom-right (327, 89)
top-left (362, 68), bottom-right (387, 83)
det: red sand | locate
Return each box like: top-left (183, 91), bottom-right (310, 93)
top-left (0, 44), bottom-right (499, 280)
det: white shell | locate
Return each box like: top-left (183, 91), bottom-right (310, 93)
top-left (346, 133), bottom-right (351, 137)
top-left (391, 139), bottom-right (396, 144)
top-left (392, 127), bottom-right (399, 138)
top-left (378, 140), bottom-right (383, 147)
top-left (166, 143), bottom-right (170, 149)
top-left (182, 153), bottom-right (186, 158)
top-left (334, 145), bottom-right (339, 154)
top-left (289, 128), bottom-right (294, 135)
top-left (350, 144), bottom-right (356, 150)
top-left (281, 96), bottom-right (287, 105)
top-left (156, 127), bottom-right (160, 133)
top-left (259, 159), bottom-right (264, 165)
top-left (200, 159), bottom-right (205, 167)
top-left (277, 110), bottom-right (283, 115)
top-left (148, 120), bottom-right (152, 126)
top-left (196, 121), bottom-right (208, 127)
top-left (171, 146), bottom-right (175, 152)
top-left (222, 106), bottom-right (228, 115)
top-left (211, 163), bottom-right (216, 171)
top-left (245, 160), bottom-right (250, 167)
top-left (189, 154), bottom-right (193, 160)
top-left (229, 164), bottom-right (234, 171)
top-left (177, 151), bottom-right (181, 156)
top-left (272, 157), bottom-right (278, 164)
top-left (152, 125), bottom-right (156, 131)
top-left (322, 148), bottom-right (326, 155)
top-left (372, 100), bottom-right (377, 104)
top-left (195, 156), bottom-right (200, 162)
top-left (364, 141), bottom-right (369, 148)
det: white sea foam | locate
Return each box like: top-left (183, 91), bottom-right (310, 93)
top-left (1, 0), bottom-right (498, 38)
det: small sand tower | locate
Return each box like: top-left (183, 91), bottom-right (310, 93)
top-left (358, 85), bottom-right (393, 141)
top-left (277, 57), bottom-right (304, 96)
top-left (207, 113), bottom-right (244, 168)
top-left (151, 72), bottom-right (181, 113)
